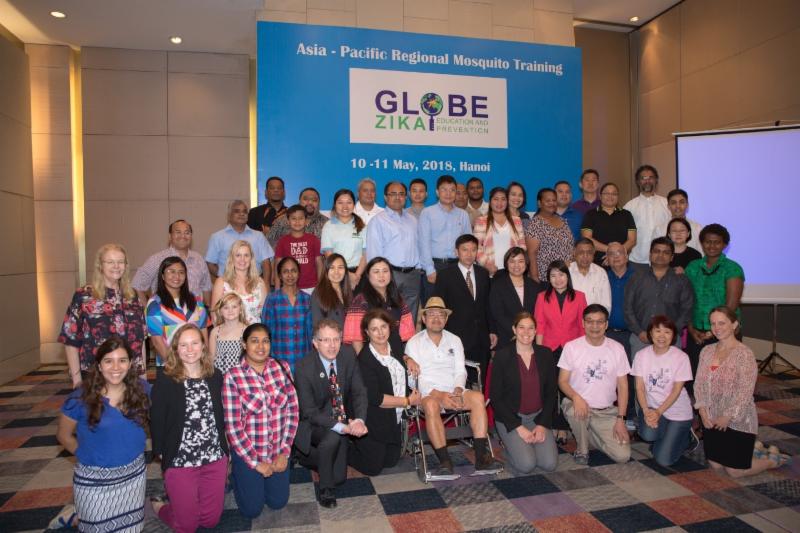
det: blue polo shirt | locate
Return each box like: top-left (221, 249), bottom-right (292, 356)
top-left (608, 265), bottom-right (637, 330)
top-left (559, 207), bottom-right (582, 243)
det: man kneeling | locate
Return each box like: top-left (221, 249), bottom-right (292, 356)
top-left (404, 297), bottom-right (502, 478)
top-left (558, 304), bottom-right (631, 465)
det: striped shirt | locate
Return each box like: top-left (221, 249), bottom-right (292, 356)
top-left (261, 289), bottom-right (312, 372)
top-left (222, 359), bottom-right (299, 469)
top-left (146, 294), bottom-right (211, 366)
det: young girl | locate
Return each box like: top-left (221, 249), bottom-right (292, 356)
top-left (150, 323), bottom-right (229, 532)
top-left (57, 336), bottom-right (150, 532)
top-left (262, 257), bottom-right (312, 372)
top-left (209, 293), bottom-right (248, 374)
top-left (223, 323), bottom-right (299, 518)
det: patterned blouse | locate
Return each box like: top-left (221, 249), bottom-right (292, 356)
top-left (222, 281), bottom-right (264, 325)
top-left (343, 293), bottom-right (415, 357)
top-left (58, 286), bottom-right (146, 371)
top-left (473, 215), bottom-right (527, 272)
top-left (694, 342), bottom-right (758, 435)
top-left (525, 214), bottom-right (575, 281)
top-left (261, 290), bottom-right (312, 372)
top-left (173, 379), bottom-right (225, 467)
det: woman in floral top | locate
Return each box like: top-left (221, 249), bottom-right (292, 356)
top-left (59, 243), bottom-right (146, 388)
top-left (695, 306), bottom-right (789, 476)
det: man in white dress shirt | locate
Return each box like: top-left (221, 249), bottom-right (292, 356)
top-left (354, 177), bottom-right (384, 226)
top-left (569, 238), bottom-right (612, 313)
top-left (623, 165), bottom-right (671, 264)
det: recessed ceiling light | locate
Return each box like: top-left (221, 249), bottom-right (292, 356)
top-left (629, 16), bottom-right (640, 22)
top-left (170, 36), bottom-right (182, 44)
top-left (50, 11), bottom-right (66, 18)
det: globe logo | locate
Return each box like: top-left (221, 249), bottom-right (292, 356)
top-left (420, 92), bottom-right (443, 131)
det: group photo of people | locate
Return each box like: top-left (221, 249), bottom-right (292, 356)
top-left (54, 167), bottom-right (792, 532)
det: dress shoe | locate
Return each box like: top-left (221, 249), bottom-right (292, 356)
top-left (318, 487), bottom-right (337, 508)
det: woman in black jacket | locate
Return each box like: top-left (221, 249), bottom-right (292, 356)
top-left (348, 308), bottom-right (420, 475)
top-left (489, 311), bottom-right (558, 474)
top-left (489, 248), bottom-right (544, 350)
top-left (150, 323), bottom-right (229, 532)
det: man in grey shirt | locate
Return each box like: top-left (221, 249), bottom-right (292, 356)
top-left (624, 237), bottom-right (694, 357)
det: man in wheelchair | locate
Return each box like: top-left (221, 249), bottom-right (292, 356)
top-left (404, 297), bottom-right (503, 477)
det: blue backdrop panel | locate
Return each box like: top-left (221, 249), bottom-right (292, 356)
top-left (257, 22), bottom-right (582, 209)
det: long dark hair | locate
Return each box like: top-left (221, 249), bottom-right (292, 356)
top-left (315, 253), bottom-right (352, 314)
top-left (486, 186), bottom-right (520, 239)
top-left (333, 188), bottom-right (365, 233)
top-left (80, 337), bottom-right (149, 430)
top-left (360, 256), bottom-right (404, 309)
top-left (544, 260), bottom-right (576, 302)
top-left (156, 256), bottom-right (196, 314)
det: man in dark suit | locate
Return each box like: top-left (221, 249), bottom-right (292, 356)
top-left (294, 319), bottom-right (368, 508)
top-left (433, 233), bottom-right (494, 382)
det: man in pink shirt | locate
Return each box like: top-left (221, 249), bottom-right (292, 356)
top-left (558, 304), bottom-right (631, 465)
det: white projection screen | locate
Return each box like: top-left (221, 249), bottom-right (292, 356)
top-left (675, 125), bottom-right (800, 303)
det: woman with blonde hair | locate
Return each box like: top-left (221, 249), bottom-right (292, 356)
top-left (209, 293), bottom-right (249, 374)
top-left (211, 240), bottom-right (266, 325)
top-left (150, 323), bottom-right (229, 532)
top-left (59, 243), bottom-right (146, 388)
top-left (474, 187), bottom-right (526, 277)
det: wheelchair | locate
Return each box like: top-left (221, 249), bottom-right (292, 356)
top-left (401, 360), bottom-right (500, 482)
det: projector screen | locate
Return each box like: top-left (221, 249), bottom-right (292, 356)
top-left (676, 126), bottom-right (800, 303)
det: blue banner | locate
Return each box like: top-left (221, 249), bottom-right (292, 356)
top-left (257, 22), bottom-right (582, 208)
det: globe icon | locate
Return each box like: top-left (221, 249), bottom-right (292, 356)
top-left (420, 92), bottom-right (444, 116)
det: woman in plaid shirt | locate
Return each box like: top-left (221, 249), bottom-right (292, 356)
top-left (223, 323), bottom-right (299, 519)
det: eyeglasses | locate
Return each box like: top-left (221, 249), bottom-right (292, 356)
top-left (316, 337), bottom-right (341, 344)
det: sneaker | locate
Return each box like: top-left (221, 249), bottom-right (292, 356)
top-left (573, 452), bottom-right (589, 465)
top-left (472, 455), bottom-right (503, 476)
top-left (47, 505), bottom-right (77, 530)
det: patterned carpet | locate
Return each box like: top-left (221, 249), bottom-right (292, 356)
top-left (1, 364), bottom-right (799, 532)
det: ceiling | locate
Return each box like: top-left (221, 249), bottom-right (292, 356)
top-left (0, 0), bottom-right (681, 56)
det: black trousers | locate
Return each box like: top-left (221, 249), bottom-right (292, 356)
top-left (348, 434), bottom-right (401, 476)
top-left (297, 426), bottom-right (348, 490)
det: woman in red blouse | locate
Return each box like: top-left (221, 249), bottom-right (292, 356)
top-left (59, 243), bottom-right (146, 388)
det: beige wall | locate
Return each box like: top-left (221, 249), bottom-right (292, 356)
top-left (0, 36), bottom-right (39, 383)
top-left (26, 44), bottom-right (76, 365)
top-left (575, 27), bottom-right (631, 201)
top-left (80, 48), bottom-right (250, 276)
top-left (259, 0), bottom-right (575, 46)
top-left (633, 0), bottom-right (800, 193)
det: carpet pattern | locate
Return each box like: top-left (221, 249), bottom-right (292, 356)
top-left (1, 365), bottom-right (799, 532)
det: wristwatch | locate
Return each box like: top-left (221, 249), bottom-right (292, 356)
top-left (616, 415), bottom-right (626, 420)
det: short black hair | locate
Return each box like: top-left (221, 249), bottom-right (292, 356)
top-left (266, 176), bottom-right (284, 188)
top-left (455, 234), bottom-right (478, 248)
top-left (383, 181), bottom-right (407, 196)
top-left (575, 237), bottom-right (595, 249)
top-left (599, 182), bottom-right (618, 195)
top-left (580, 169), bottom-right (599, 181)
top-left (667, 217), bottom-right (692, 241)
top-left (436, 175), bottom-right (456, 189)
top-left (583, 303), bottom-right (609, 320)
top-left (635, 164), bottom-right (659, 181)
top-left (667, 188), bottom-right (688, 202)
top-left (410, 178), bottom-right (428, 190)
top-left (650, 236), bottom-right (674, 254)
top-left (466, 177), bottom-right (483, 187)
top-left (699, 223), bottom-right (730, 245)
top-left (299, 187), bottom-right (320, 200)
top-left (554, 180), bottom-right (571, 189)
top-left (286, 204), bottom-right (307, 218)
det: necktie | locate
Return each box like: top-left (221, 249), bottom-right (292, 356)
top-left (466, 270), bottom-right (475, 299)
top-left (329, 364), bottom-right (347, 423)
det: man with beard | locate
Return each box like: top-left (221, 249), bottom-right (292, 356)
top-left (267, 187), bottom-right (329, 249)
top-left (623, 165), bottom-right (670, 265)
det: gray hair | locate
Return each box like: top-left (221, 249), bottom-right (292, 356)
top-left (357, 177), bottom-right (377, 191)
top-left (227, 199), bottom-right (248, 216)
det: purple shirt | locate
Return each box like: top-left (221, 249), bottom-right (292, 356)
top-left (572, 198), bottom-right (600, 216)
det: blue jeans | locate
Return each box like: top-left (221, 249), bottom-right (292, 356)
top-left (637, 413), bottom-right (692, 467)
top-left (231, 453), bottom-right (290, 518)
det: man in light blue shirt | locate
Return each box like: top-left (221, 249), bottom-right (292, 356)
top-left (205, 200), bottom-right (275, 286)
top-left (418, 175), bottom-right (472, 299)
top-left (366, 181), bottom-right (422, 320)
